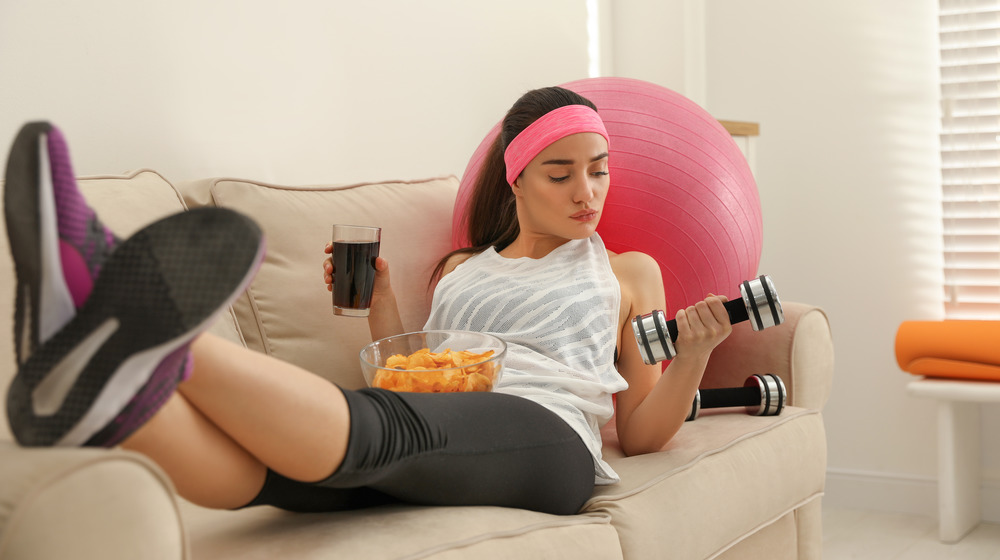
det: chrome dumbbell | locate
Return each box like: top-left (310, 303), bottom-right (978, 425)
top-left (631, 275), bottom-right (784, 365)
top-left (687, 374), bottom-right (786, 421)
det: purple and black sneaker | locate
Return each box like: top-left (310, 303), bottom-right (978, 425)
top-left (4, 122), bottom-right (119, 366)
top-left (4, 122), bottom-right (265, 447)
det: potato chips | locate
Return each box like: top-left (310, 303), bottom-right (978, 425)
top-left (372, 347), bottom-right (499, 393)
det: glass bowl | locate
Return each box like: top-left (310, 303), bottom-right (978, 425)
top-left (360, 330), bottom-right (506, 393)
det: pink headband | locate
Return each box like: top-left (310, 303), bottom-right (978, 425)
top-left (503, 104), bottom-right (610, 186)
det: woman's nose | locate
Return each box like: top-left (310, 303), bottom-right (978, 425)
top-left (573, 176), bottom-right (595, 203)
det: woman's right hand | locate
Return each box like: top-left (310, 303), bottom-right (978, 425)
top-left (323, 242), bottom-right (395, 309)
top-left (323, 242), bottom-right (335, 292)
top-left (325, 242), bottom-right (404, 338)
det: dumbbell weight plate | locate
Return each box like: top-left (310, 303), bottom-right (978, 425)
top-left (632, 310), bottom-right (674, 365)
top-left (687, 390), bottom-right (701, 421)
top-left (741, 276), bottom-right (784, 331)
top-left (745, 373), bottom-right (786, 416)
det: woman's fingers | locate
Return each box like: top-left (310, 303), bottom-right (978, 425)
top-left (675, 307), bottom-right (690, 333)
top-left (704, 296), bottom-right (730, 329)
top-left (323, 246), bottom-right (334, 290)
top-left (674, 295), bottom-right (733, 358)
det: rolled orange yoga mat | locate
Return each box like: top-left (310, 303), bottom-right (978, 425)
top-left (895, 320), bottom-right (1000, 382)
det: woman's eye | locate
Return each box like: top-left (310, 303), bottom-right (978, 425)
top-left (591, 170), bottom-right (609, 177)
top-left (549, 175), bottom-right (570, 183)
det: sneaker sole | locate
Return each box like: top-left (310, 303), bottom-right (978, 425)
top-left (6, 207), bottom-right (265, 447)
top-left (4, 122), bottom-right (76, 365)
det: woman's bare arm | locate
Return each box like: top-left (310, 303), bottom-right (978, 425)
top-left (610, 252), bottom-right (731, 455)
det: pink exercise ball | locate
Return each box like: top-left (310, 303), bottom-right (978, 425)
top-left (452, 77), bottom-right (763, 316)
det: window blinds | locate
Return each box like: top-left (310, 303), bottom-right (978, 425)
top-left (940, 0), bottom-right (1000, 319)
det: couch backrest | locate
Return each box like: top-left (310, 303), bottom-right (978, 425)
top-left (176, 175), bottom-right (459, 390)
top-left (0, 169), bottom-right (457, 444)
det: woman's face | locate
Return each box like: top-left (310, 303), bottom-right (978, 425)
top-left (512, 131), bottom-right (610, 242)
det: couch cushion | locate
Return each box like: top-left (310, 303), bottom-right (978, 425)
top-left (177, 176), bottom-right (459, 389)
top-left (591, 408), bottom-right (826, 560)
top-left (0, 169), bottom-right (196, 442)
top-left (180, 499), bottom-right (623, 560)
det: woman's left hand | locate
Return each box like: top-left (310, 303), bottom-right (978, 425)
top-left (671, 294), bottom-right (732, 363)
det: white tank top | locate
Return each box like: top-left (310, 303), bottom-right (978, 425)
top-left (423, 233), bottom-right (628, 484)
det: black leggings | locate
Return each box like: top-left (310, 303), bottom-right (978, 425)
top-left (241, 388), bottom-right (595, 515)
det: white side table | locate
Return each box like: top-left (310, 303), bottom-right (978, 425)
top-left (907, 377), bottom-right (1000, 543)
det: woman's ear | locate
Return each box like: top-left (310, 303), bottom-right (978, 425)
top-left (510, 177), bottom-right (523, 197)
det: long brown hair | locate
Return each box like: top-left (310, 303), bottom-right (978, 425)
top-left (431, 86), bottom-right (599, 283)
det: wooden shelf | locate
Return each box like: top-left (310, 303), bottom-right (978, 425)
top-left (719, 120), bottom-right (759, 136)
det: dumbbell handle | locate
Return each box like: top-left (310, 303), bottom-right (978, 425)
top-left (656, 299), bottom-right (751, 343)
top-left (632, 275), bottom-right (784, 365)
top-left (687, 374), bottom-right (786, 421)
top-left (701, 385), bottom-right (760, 408)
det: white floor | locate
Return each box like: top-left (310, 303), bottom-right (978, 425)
top-left (823, 505), bottom-right (1000, 559)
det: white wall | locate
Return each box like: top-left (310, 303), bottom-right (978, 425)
top-left (604, 0), bottom-right (706, 105)
top-left (0, 0), bottom-right (589, 185)
top-left (700, 1), bottom-right (995, 518)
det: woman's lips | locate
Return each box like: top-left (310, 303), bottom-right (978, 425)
top-left (571, 209), bottom-right (599, 222)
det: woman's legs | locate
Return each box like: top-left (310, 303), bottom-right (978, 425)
top-left (122, 335), bottom-right (596, 516)
top-left (123, 391), bottom-right (267, 509)
top-left (122, 333), bottom-right (352, 509)
top-left (179, 334), bottom-right (350, 483)
top-left (249, 389), bottom-right (596, 515)
top-left (134, 364), bottom-right (595, 515)
top-left (341, 390), bottom-right (596, 514)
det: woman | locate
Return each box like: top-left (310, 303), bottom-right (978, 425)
top-left (5, 87), bottom-right (731, 517)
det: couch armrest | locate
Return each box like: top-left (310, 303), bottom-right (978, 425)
top-left (0, 440), bottom-right (186, 559)
top-left (701, 301), bottom-right (834, 411)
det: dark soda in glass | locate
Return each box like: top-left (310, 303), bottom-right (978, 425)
top-left (331, 225), bottom-right (380, 317)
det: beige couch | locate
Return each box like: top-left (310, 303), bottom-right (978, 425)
top-left (0, 169), bottom-right (834, 559)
